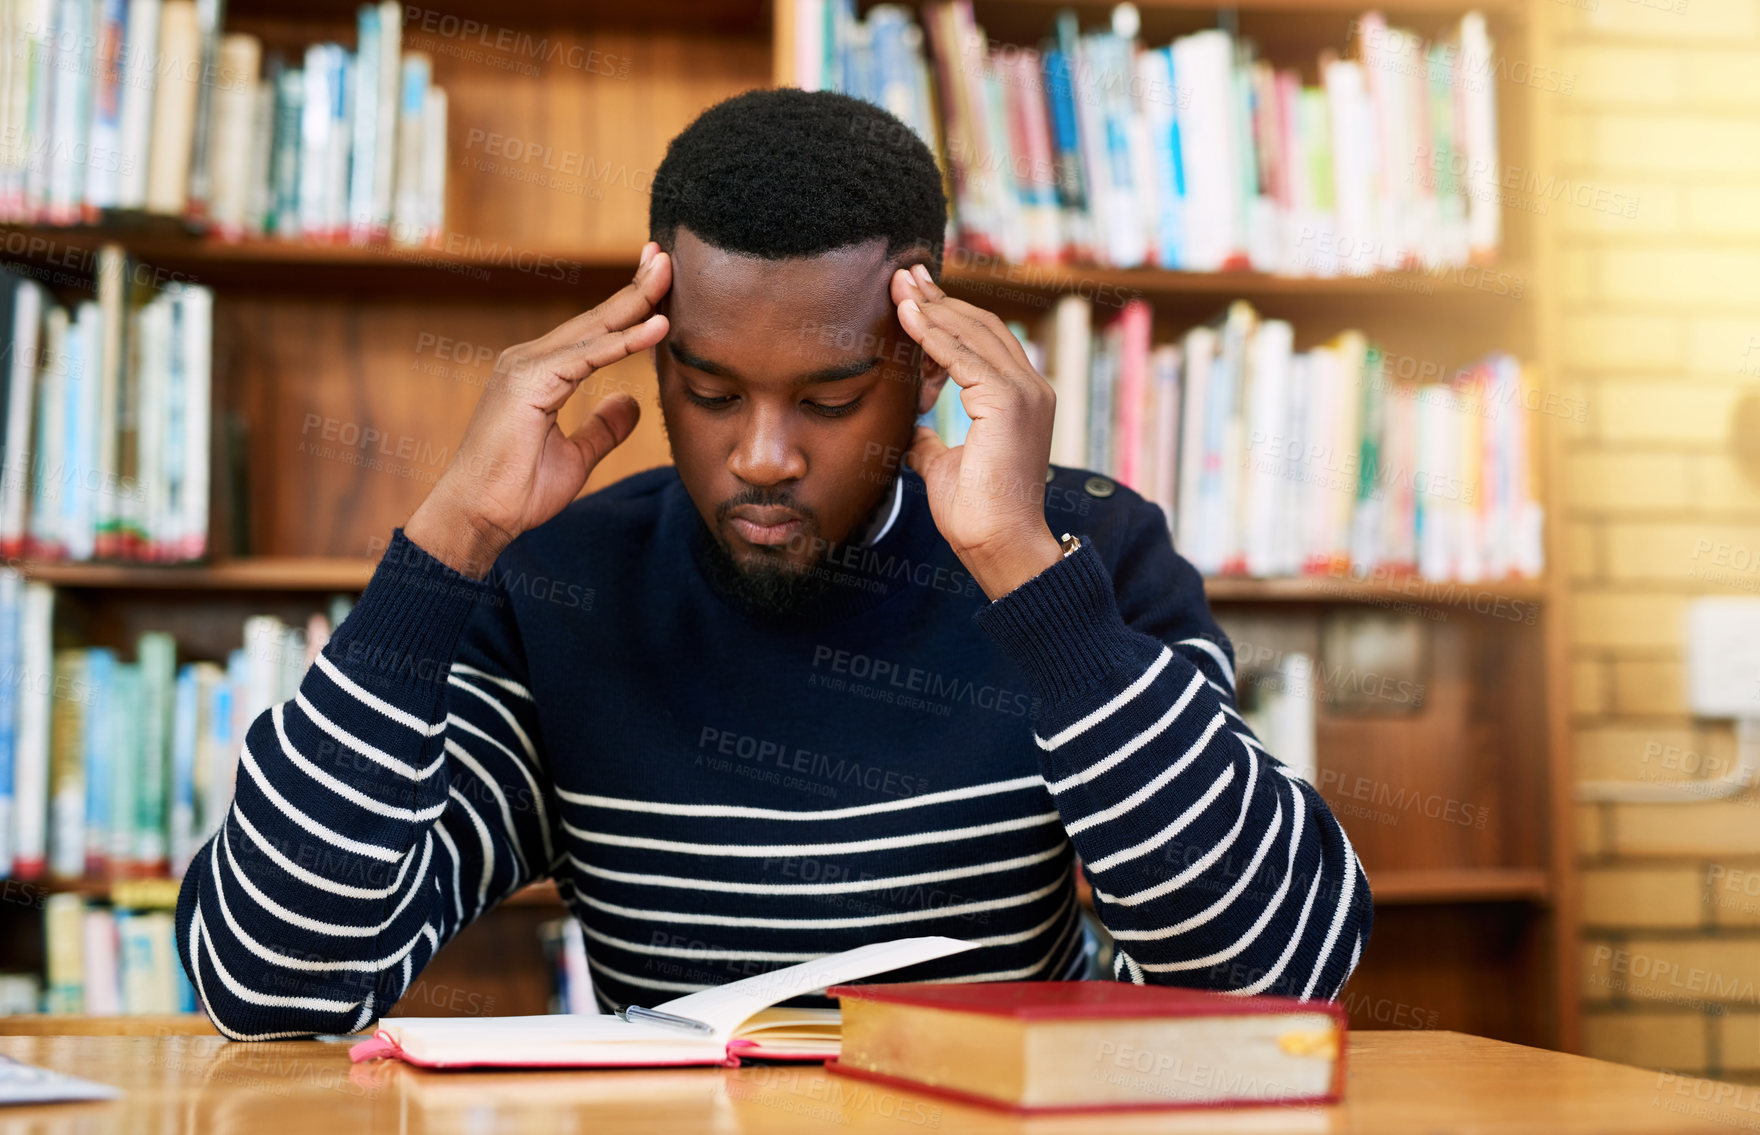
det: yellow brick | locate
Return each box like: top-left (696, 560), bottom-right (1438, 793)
top-left (1558, 182), bottom-right (1677, 235)
top-left (1574, 116), bottom-right (1760, 176)
top-left (1574, 658), bottom-right (1610, 715)
top-left (1685, 187), bottom-right (1760, 239)
top-left (1566, 453), bottom-right (1693, 511)
top-left (1582, 866), bottom-right (1705, 928)
top-left (1577, 724), bottom-right (1697, 781)
top-left (1612, 657), bottom-right (1689, 715)
top-left (1567, 521), bottom-right (1601, 581)
top-left (1597, 248), bottom-right (1760, 308)
top-left (1552, 46), bottom-right (1685, 103)
top-left (1564, 315), bottom-right (1683, 370)
top-left (1606, 522), bottom-right (1760, 582)
top-left (1579, 802), bottom-right (1607, 857)
top-left (1583, 937), bottom-right (1760, 1007)
top-left (1558, 246), bottom-right (1601, 304)
top-left (1694, 455), bottom-right (1760, 513)
top-left (1584, 1011), bottom-right (1708, 1072)
top-left (1718, 1015), bottom-right (1760, 1071)
top-left (1682, 52), bottom-right (1760, 107)
top-left (1686, 318), bottom-right (1760, 376)
top-left (1614, 799), bottom-right (1760, 855)
top-left (1569, 0), bottom-right (1759, 42)
top-left (1570, 592), bottom-right (1687, 650)
top-left (1706, 861), bottom-right (1760, 927)
top-left (1598, 384), bottom-right (1741, 444)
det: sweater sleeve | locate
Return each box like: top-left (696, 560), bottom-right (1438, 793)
top-left (972, 499), bottom-right (1372, 1001)
top-left (174, 528), bottom-right (556, 1039)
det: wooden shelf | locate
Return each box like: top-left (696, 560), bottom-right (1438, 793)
top-left (20, 557), bottom-right (375, 591)
top-left (0, 224), bottom-right (1529, 301)
top-left (1203, 575), bottom-right (1548, 605)
top-left (1370, 869), bottom-right (1552, 906)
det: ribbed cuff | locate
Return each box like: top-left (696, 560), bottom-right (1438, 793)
top-left (971, 538), bottom-right (1140, 707)
top-left (324, 527), bottom-right (501, 702)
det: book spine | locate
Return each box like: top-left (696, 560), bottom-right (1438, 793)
top-left (134, 629), bottom-right (175, 875)
top-left (12, 580), bottom-right (53, 878)
top-left (206, 33), bottom-right (261, 239)
top-left (143, 0), bottom-right (200, 215)
top-left (82, 647), bottom-right (114, 876)
top-left (389, 52), bottom-right (427, 245)
top-left (44, 891), bottom-right (84, 1011)
top-left (0, 570), bottom-right (15, 875)
top-left (348, 5), bottom-right (380, 243)
top-left (92, 247), bottom-right (125, 558)
top-left (85, 0), bottom-right (129, 215)
top-left (168, 662), bottom-right (197, 876)
top-left (47, 647), bottom-right (86, 878)
top-left (114, 0), bottom-right (160, 210)
top-left (181, 0), bottom-right (224, 217)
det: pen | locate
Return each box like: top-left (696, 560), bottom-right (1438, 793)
top-left (617, 1005), bottom-right (716, 1035)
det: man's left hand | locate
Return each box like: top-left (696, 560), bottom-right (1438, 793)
top-left (891, 263), bottom-right (1065, 601)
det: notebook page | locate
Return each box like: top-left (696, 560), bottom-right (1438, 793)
top-left (654, 936), bottom-right (980, 1039)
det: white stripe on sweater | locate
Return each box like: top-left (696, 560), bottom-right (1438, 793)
top-left (221, 822), bottom-right (433, 938)
top-left (1179, 637), bottom-right (1235, 689)
top-left (448, 673), bottom-right (538, 765)
top-left (434, 823), bottom-right (465, 928)
top-left (230, 807), bottom-right (419, 900)
top-left (444, 737), bottom-right (528, 880)
top-left (1037, 647), bottom-right (1172, 751)
top-left (1083, 764), bottom-right (1236, 873)
top-left (272, 703), bottom-right (449, 822)
top-left (564, 811), bottom-right (1060, 858)
top-left (1044, 669), bottom-right (1205, 794)
top-left (192, 908), bottom-right (360, 1013)
top-left (1095, 738), bottom-right (1259, 906)
top-left (314, 651), bottom-right (447, 736)
top-left (1301, 838), bottom-right (1361, 1001)
top-left (1065, 713), bottom-right (1226, 836)
top-left (209, 833), bottom-right (434, 971)
top-left (571, 843), bottom-right (1067, 896)
top-left (188, 914), bottom-right (346, 1041)
top-left (293, 688), bottom-right (445, 780)
top-left (446, 710), bottom-right (554, 865)
top-left (577, 875), bottom-right (1063, 930)
top-left (1221, 850), bottom-right (1325, 996)
top-left (451, 662), bottom-right (532, 701)
top-left (448, 786), bottom-right (497, 917)
top-left (556, 775), bottom-right (1043, 820)
top-left (238, 740), bottom-right (404, 863)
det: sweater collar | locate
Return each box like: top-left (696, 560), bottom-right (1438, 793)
top-left (676, 468), bottom-right (931, 627)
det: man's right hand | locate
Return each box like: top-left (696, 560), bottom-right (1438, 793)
top-left (405, 241), bottom-right (672, 579)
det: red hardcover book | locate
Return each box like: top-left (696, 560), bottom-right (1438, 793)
top-left (825, 981), bottom-right (1346, 1114)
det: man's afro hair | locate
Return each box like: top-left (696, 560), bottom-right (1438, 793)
top-left (649, 87), bottom-right (947, 274)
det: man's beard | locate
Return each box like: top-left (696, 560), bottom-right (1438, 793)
top-left (695, 520), bottom-right (834, 616)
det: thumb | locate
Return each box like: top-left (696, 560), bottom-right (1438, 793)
top-left (567, 391), bottom-right (642, 473)
top-left (904, 423), bottom-right (948, 476)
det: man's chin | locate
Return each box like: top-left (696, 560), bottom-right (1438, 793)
top-left (701, 525), bottom-right (832, 615)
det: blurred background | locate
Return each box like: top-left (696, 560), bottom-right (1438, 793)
top-left (0, 0), bottom-right (1749, 1086)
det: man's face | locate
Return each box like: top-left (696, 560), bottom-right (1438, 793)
top-left (655, 227), bottom-right (945, 609)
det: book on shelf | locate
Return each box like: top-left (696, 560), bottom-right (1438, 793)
top-left (39, 889), bottom-right (195, 1015)
top-left (799, 1), bottom-right (1499, 277)
top-left (0, 251), bottom-right (213, 565)
top-left (0, 0), bottom-right (446, 245)
top-left (1022, 294), bottom-right (1544, 585)
top-left (538, 914), bottom-right (597, 1015)
top-left (0, 588), bottom-right (353, 886)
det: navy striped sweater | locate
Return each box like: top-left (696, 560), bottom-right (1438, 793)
top-left (174, 463), bottom-right (1373, 1039)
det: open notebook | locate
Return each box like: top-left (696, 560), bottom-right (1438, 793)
top-left (349, 936), bottom-right (979, 1069)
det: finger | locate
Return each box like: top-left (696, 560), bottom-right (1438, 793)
top-left (903, 422), bottom-right (949, 476)
top-left (897, 297), bottom-right (1023, 394)
top-left (565, 391), bottom-right (643, 472)
top-left (910, 265), bottom-right (1034, 372)
top-left (509, 312), bottom-right (670, 412)
top-left (529, 248), bottom-right (673, 355)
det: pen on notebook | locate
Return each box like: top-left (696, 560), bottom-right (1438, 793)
top-left (617, 1004), bottom-right (716, 1035)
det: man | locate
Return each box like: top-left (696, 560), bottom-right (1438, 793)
top-left (175, 88), bottom-right (1371, 1040)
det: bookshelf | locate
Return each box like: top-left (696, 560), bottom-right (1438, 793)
top-left (0, 0), bottom-right (1576, 1055)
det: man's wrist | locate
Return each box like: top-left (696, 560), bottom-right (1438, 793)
top-left (404, 495), bottom-right (510, 581)
top-left (964, 526), bottom-right (1065, 602)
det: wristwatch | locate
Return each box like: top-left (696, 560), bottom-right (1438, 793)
top-left (1059, 532), bottom-right (1082, 559)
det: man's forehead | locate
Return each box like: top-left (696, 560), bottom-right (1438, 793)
top-left (669, 229), bottom-right (901, 330)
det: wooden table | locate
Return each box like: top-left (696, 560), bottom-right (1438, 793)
top-left (2, 1030), bottom-right (1758, 1133)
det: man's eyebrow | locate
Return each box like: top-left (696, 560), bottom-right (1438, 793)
top-left (666, 338), bottom-right (881, 387)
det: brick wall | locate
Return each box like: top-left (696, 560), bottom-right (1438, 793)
top-left (1546, 0), bottom-right (1760, 1081)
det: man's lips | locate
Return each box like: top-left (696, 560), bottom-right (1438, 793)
top-left (728, 506), bottom-right (806, 546)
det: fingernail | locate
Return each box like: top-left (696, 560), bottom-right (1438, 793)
top-left (913, 264), bottom-right (931, 283)
top-left (640, 245), bottom-right (655, 270)
top-left (901, 298), bottom-right (920, 316)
